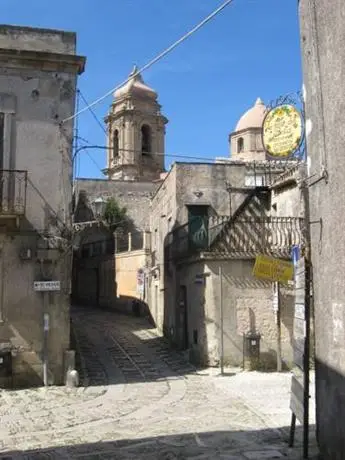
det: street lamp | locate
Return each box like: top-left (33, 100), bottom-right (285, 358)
top-left (93, 197), bottom-right (106, 220)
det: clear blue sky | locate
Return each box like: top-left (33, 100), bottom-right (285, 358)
top-left (2, 0), bottom-right (302, 178)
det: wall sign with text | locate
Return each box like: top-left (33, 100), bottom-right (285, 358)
top-left (262, 104), bottom-right (303, 158)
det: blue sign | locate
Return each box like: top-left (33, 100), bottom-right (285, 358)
top-left (291, 245), bottom-right (300, 267)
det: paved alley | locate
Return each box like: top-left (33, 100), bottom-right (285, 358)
top-left (0, 306), bottom-right (318, 459)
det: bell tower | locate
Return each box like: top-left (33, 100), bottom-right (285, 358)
top-left (105, 66), bottom-right (168, 181)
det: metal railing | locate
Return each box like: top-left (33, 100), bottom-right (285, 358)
top-left (214, 217), bottom-right (303, 256)
top-left (0, 170), bottom-right (27, 215)
top-left (167, 216), bottom-right (303, 259)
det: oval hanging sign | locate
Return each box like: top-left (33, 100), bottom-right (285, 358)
top-left (262, 104), bottom-right (303, 158)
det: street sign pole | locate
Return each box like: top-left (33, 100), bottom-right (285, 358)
top-left (34, 279), bottom-right (60, 386)
top-left (219, 266), bottom-right (224, 375)
top-left (273, 281), bottom-right (282, 372)
top-left (43, 304), bottom-right (49, 387)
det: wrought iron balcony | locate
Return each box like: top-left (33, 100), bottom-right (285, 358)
top-left (167, 216), bottom-right (303, 260)
top-left (212, 217), bottom-right (303, 257)
top-left (0, 170), bottom-right (27, 216)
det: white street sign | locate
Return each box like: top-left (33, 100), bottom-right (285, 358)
top-left (34, 281), bottom-right (61, 292)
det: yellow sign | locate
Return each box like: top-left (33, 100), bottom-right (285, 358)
top-left (262, 104), bottom-right (302, 158)
top-left (253, 254), bottom-right (293, 283)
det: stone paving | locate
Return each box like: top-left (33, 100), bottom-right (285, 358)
top-left (0, 307), bottom-right (320, 459)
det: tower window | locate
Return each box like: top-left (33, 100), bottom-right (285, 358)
top-left (113, 129), bottom-right (119, 157)
top-left (237, 137), bottom-right (244, 153)
top-left (141, 124), bottom-right (151, 154)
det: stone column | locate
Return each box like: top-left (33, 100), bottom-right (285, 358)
top-left (143, 231), bottom-right (151, 251)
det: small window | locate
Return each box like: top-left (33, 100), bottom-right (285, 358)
top-left (113, 129), bottom-right (119, 157)
top-left (245, 174), bottom-right (265, 187)
top-left (237, 137), bottom-right (244, 153)
top-left (81, 244), bottom-right (90, 258)
top-left (141, 124), bottom-right (151, 154)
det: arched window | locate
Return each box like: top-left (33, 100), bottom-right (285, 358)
top-left (141, 124), bottom-right (151, 154)
top-left (237, 137), bottom-right (244, 153)
top-left (113, 129), bottom-right (119, 157)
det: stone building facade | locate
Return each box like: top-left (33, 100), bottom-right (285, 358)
top-left (148, 160), bottom-right (302, 368)
top-left (146, 98), bottom-right (305, 369)
top-left (0, 25), bottom-right (85, 386)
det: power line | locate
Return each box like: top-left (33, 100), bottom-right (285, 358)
top-left (73, 145), bottom-right (303, 166)
top-left (76, 135), bottom-right (92, 145)
top-left (62, 0), bottom-right (235, 124)
top-left (79, 90), bottom-right (107, 134)
top-left (84, 149), bottom-right (104, 173)
top-left (73, 144), bottom-right (220, 163)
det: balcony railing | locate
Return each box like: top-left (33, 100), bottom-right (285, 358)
top-left (0, 170), bottom-right (27, 216)
top-left (167, 216), bottom-right (303, 260)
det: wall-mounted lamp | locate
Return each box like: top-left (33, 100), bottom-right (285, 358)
top-left (193, 191), bottom-right (203, 198)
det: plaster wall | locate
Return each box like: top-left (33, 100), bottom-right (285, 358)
top-left (0, 26), bottom-right (84, 386)
top-left (299, 1), bottom-right (345, 456)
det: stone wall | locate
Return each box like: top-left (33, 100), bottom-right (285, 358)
top-left (299, 1), bottom-right (345, 457)
top-left (0, 25), bottom-right (76, 54)
top-left (74, 178), bottom-right (159, 231)
top-left (0, 25), bottom-right (84, 386)
top-left (271, 164), bottom-right (306, 218)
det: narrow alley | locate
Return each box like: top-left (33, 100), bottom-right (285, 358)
top-left (0, 306), bottom-right (318, 459)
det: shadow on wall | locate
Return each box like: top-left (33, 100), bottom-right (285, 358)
top-left (0, 179), bottom-right (73, 388)
top-left (160, 221), bottom-right (210, 365)
top-left (314, 358), bottom-right (345, 458)
top-left (72, 190), bottom-right (138, 310)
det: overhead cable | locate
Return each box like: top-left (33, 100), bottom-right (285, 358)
top-left (62, 0), bottom-right (235, 124)
top-left (79, 90), bottom-right (107, 134)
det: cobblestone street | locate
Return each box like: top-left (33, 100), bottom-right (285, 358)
top-left (0, 307), bottom-right (318, 459)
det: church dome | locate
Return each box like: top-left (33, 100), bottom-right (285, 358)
top-left (235, 97), bottom-right (266, 132)
top-left (114, 65), bottom-right (157, 100)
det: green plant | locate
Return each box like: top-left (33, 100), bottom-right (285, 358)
top-left (103, 197), bottom-right (127, 230)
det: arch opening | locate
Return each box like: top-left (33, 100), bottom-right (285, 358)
top-left (141, 124), bottom-right (152, 154)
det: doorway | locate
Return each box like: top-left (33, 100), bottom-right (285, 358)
top-left (154, 284), bottom-right (158, 324)
top-left (179, 285), bottom-right (188, 350)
